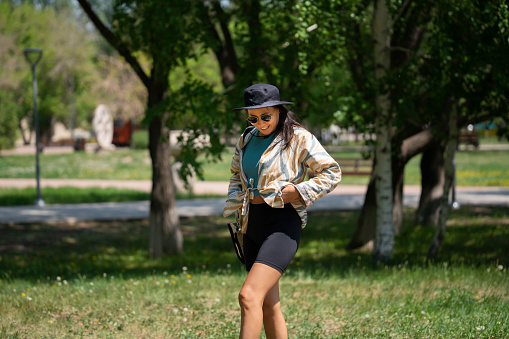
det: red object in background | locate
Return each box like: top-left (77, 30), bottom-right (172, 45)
top-left (112, 119), bottom-right (132, 146)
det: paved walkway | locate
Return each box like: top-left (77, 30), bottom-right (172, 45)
top-left (0, 179), bottom-right (507, 224)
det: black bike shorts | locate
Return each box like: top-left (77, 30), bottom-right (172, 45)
top-left (243, 203), bottom-right (302, 274)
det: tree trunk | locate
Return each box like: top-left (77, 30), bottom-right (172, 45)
top-left (347, 154), bottom-right (403, 251)
top-left (347, 173), bottom-right (377, 250)
top-left (147, 80), bottom-right (183, 259)
top-left (348, 130), bottom-right (435, 250)
top-left (201, 2), bottom-right (238, 88)
top-left (76, 0), bottom-right (182, 259)
top-left (416, 140), bottom-right (445, 227)
top-left (428, 101), bottom-right (458, 260)
top-left (372, 0), bottom-right (394, 263)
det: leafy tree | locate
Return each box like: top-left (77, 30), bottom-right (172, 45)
top-left (0, 91), bottom-right (19, 150)
top-left (0, 2), bottom-right (101, 145)
top-left (292, 0), bottom-right (509, 260)
top-left (77, 0), bottom-right (230, 258)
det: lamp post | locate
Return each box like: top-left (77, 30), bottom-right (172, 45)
top-left (23, 47), bottom-right (45, 207)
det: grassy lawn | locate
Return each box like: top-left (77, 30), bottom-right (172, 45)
top-left (1, 148), bottom-right (508, 185)
top-left (0, 187), bottom-right (223, 206)
top-left (1, 207), bottom-right (507, 338)
top-left (0, 147), bottom-right (507, 206)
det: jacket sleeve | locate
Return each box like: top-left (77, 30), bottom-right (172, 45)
top-left (223, 138), bottom-right (245, 217)
top-left (293, 132), bottom-right (341, 208)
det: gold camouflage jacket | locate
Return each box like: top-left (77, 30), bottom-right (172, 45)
top-left (223, 126), bottom-right (341, 233)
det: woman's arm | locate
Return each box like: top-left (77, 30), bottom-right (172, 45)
top-left (223, 137), bottom-right (246, 217)
top-left (293, 131), bottom-right (341, 207)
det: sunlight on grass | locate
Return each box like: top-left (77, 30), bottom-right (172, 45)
top-left (0, 208), bottom-right (507, 337)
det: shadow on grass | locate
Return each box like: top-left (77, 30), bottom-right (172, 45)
top-left (0, 207), bottom-right (507, 282)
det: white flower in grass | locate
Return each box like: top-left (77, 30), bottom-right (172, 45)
top-left (215, 298), bottom-right (220, 303)
top-left (63, 280), bottom-right (68, 285)
top-left (498, 265), bottom-right (503, 271)
top-left (476, 326), bottom-right (485, 331)
top-left (26, 296), bottom-right (32, 301)
top-left (173, 308), bottom-right (179, 314)
top-left (421, 311), bottom-right (426, 315)
top-left (364, 314), bottom-right (370, 318)
top-left (90, 282), bottom-right (94, 286)
top-left (182, 266), bottom-right (188, 271)
top-left (226, 264), bottom-right (231, 268)
top-left (183, 307), bottom-right (188, 312)
top-left (221, 282), bottom-right (225, 286)
top-left (56, 276), bottom-right (61, 281)
top-left (163, 271), bottom-right (168, 276)
top-left (155, 281), bottom-right (160, 286)
top-left (183, 317), bottom-right (187, 322)
top-left (165, 279), bottom-right (169, 284)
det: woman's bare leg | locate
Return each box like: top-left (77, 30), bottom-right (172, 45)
top-left (238, 263), bottom-right (285, 339)
top-left (262, 281), bottom-right (288, 339)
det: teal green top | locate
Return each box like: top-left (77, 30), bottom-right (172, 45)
top-left (242, 130), bottom-right (275, 196)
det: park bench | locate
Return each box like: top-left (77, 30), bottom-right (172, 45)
top-left (308, 157), bottom-right (373, 178)
top-left (458, 131), bottom-right (480, 148)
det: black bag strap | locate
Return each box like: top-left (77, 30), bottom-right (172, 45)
top-left (242, 126), bottom-right (255, 143)
top-left (228, 223), bottom-right (245, 264)
top-left (225, 126), bottom-right (254, 265)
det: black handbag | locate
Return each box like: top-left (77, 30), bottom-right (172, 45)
top-left (227, 222), bottom-right (245, 264)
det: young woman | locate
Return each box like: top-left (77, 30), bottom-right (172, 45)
top-left (223, 83), bottom-right (341, 338)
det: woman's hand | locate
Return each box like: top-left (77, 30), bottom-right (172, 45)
top-left (281, 185), bottom-right (302, 204)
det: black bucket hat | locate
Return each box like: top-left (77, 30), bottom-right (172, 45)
top-left (232, 83), bottom-right (293, 111)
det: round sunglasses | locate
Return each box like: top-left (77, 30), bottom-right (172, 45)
top-left (246, 113), bottom-right (272, 124)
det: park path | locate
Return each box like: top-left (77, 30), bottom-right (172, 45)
top-left (0, 178), bottom-right (508, 224)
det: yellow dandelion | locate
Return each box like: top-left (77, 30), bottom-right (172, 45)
top-left (22, 293), bottom-right (25, 297)
top-left (187, 274), bottom-right (191, 278)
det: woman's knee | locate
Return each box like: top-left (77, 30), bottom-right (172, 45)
top-left (238, 286), bottom-right (259, 309)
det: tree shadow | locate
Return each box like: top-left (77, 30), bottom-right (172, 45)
top-left (0, 206), bottom-right (507, 282)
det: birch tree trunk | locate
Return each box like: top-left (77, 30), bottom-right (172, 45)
top-left (428, 101), bottom-right (458, 260)
top-left (372, 0), bottom-right (394, 263)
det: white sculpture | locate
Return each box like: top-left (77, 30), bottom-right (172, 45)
top-left (92, 104), bottom-right (115, 151)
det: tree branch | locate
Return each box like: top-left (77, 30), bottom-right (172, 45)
top-left (392, 0), bottom-right (412, 28)
top-left (76, 0), bottom-right (150, 88)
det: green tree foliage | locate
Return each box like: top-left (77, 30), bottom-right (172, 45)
top-left (0, 2), bottom-right (100, 145)
top-left (0, 91), bottom-right (19, 149)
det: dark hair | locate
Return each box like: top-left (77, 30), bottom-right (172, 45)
top-left (274, 105), bottom-right (303, 151)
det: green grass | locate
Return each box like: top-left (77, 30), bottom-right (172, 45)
top-left (0, 187), bottom-right (150, 206)
top-left (0, 148), bottom-right (153, 180)
top-left (0, 187), bottom-right (223, 206)
top-left (1, 207), bottom-right (508, 338)
top-left (1, 148), bottom-right (507, 186)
